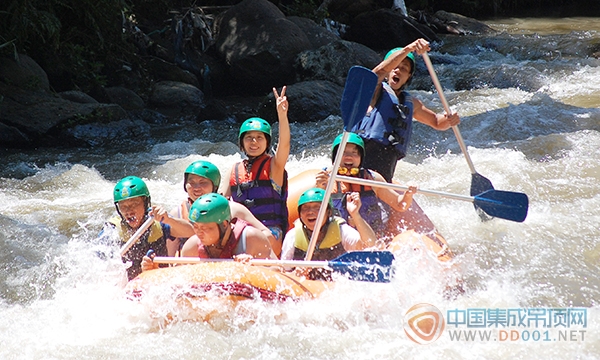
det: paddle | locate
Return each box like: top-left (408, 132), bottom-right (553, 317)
top-left (422, 52), bottom-right (496, 220)
top-left (335, 175), bottom-right (529, 223)
top-left (305, 66), bottom-right (378, 261)
top-left (119, 215), bottom-right (154, 256)
top-left (151, 251), bottom-right (395, 283)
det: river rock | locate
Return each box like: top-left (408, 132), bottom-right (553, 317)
top-left (257, 80), bottom-right (344, 124)
top-left (295, 40), bottom-right (381, 87)
top-left (345, 9), bottom-right (439, 50)
top-left (0, 54), bottom-right (50, 93)
top-left (287, 16), bottom-right (340, 49)
top-left (105, 86), bottom-right (145, 111)
top-left (148, 81), bottom-right (205, 118)
top-left (58, 91), bottom-right (99, 104)
top-left (433, 11), bottom-right (496, 35)
top-left (214, 0), bottom-right (312, 95)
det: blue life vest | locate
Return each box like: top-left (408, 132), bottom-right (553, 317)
top-left (331, 169), bottom-right (390, 237)
top-left (351, 82), bottom-right (414, 160)
top-left (229, 154), bottom-right (289, 233)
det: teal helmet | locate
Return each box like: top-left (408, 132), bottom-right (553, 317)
top-left (113, 176), bottom-right (151, 217)
top-left (188, 193), bottom-right (231, 224)
top-left (331, 132), bottom-right (365, 167)
top-left (114, 176), bottom-right (150, 203)
top-left (184, 160), bottom-right (221, 192)
top-left (385, 47), bottom-right (416, 77)
top-left (238, 117), bottom-right (272, 152)
top-left (297, 187), bottom-right (332, 215)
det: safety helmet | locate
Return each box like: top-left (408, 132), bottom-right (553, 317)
top-left (331, 132), bottom-right (365, 166)
top-left (297, 187), bottom-right (332, 214)
top-left (188, 193), bottom-right (231, 224)
top-left (238, 117), bottom-right (272, 152)
top-left (113, 176), bottom-right (150, 203)
top-left (184, 160), bottom-right (221, 192)
top-left (384, 47), bottom-right (416, 77)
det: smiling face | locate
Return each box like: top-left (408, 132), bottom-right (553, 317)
top-left (185, 174), bottom-right (215, 201)
top-left (387, 58), bottom-right (413, 91)
top-left (192, 221), bottom-right (226, 246)
top-left (242, 130), bottom-right (268, 157)
top-left (116, 197), bottom-right (146, 229)
top-left (341, 143), bottom-right (362, 169)
top-left (299, 202), bottom-right (329, 231)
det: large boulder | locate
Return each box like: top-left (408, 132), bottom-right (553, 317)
top-left (258, 80), bottom-right (344, 124)
top-left (148, 81), bottom-right (205, 118)
top-left (432, 11), bottom-right (497, 35)
top-left (0, 54), bottom-right (50, 93)
top-left (105, 86), bottom-right (145, 111)
top-left (295, 40), bottom-right (381, 87)
top-left (215, 0), bottom-right (312, 95)
top-left (345, 9), bottom-right (439, 50)
top-left (287, 16), bottom-right (340, 49)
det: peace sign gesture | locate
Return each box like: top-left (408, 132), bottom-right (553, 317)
top-left (273, 86), bottom-right (288, 116)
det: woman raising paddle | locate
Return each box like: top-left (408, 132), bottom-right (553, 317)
top-left (350, 38), bottom-right (461, 182)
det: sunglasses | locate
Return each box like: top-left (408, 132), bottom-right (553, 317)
top-left (337, 167), bottom-right (360, 176)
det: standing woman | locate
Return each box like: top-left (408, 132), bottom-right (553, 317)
top-left (351, 38), bottom-right (461, 182)
top-left (223, 86), bottom-right (290, 256)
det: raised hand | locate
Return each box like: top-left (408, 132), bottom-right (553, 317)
top-left (273, 86), bottom-right (288, 116)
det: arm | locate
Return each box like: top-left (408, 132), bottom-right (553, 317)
top-left (151, 205), bottom-right (194, 238)
top-left (270, 86), bottom-right (290, 188)
top-left (345, 192), bottom-right (377, 249)
top-left (369, 171), bottom-right (416, 212)
top-left (230, 201), bottom-right (280, 256)
top-left (412, 97), bottom-right (461, 131)
top-left (220, 166), bottom-right (233, 198)
top-left (244, 226), bottom-right (277, 259)
top-left (180, 235), bottom-right (202, 257)
top-left (370, 38), bottom-right (431, 107)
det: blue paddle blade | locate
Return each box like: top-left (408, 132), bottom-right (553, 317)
top-left (329, 251), bottom-right (395, 283)
top-left (473, 189), bottom-right (529, 223)
top-left (471, 173), bottom-right (495, 221)
top-left (340, 66), bottom-right (378, 130)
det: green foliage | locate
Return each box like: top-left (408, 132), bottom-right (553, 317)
top-left (0, 0), bottom-right (134, 91)
top-left (279, 0), bottom-right (327, 23)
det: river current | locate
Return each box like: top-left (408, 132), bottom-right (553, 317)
top-left (1, 17), bottom-right (599, 359)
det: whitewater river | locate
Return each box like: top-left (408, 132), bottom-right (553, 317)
top-left (1, 17), bottom-right (599, 359)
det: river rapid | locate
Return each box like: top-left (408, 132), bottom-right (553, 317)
top-left (1, 17), bottom-right (599, 359)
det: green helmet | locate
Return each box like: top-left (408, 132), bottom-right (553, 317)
top-left (113, 176), bottom-right (150, 203)
top-left (238, 117), bottom-right (272, 151)
top-left (297, 187), bottom-right (332, 214)
top-left (188, 193), bottom-right (231, 224)
top-left (384, 47), bottom-right (416, 77)
top-left (184, 160), bottom-right (221, 192)
top-left (331, 132), bottom-right (365, 165)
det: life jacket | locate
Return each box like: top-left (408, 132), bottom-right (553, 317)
top-left (292, 217), bottom-right (346, 262)
top-left (351, 82), bottom-right (414, 160)
top-left (229, 154), bottom-right (289, 232)
top-left (198, 218), bottom-right (249, 259)
top-left (108, 216), bottom-right (169, 280)
top-left (331, 168), bottom-right (390, 237)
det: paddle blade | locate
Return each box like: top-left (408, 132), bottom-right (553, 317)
top-left (329, 251), bottom-right (395, 283)
top-left (340, 66), bottom-right (378, 130)
top-left (470, 173), bottom-right (495, 221)
top-left (473, 189), bottom-right (529, 223)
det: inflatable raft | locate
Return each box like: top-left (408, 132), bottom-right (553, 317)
top-left (125, 169), bottom-right (455, 319)
top-left (126, 261), bottom-right (330, 302)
